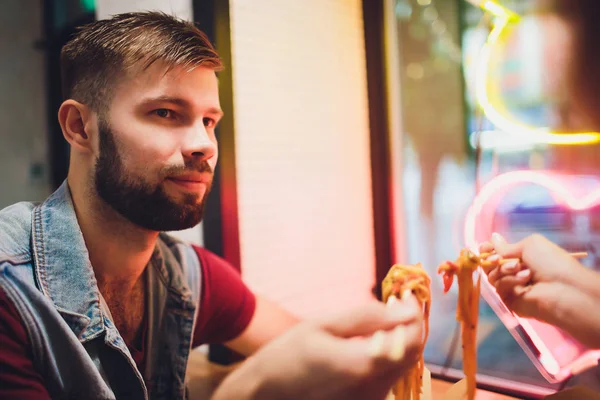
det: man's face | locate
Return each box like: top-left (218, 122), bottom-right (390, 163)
top-left (94, 63), bottom-right (222, 232)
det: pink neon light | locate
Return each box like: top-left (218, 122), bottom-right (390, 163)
top-left (464, 170), bottom-right (600, 251)
top-left (463, 170), bottom-right (600, 378)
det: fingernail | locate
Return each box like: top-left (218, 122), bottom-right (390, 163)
top-left (487, 254), bottom-right (500, 262)
top-left (502, 260), bottom-right (518, 272)
top-left (513, 285), bottom-right (529, 296)
top-left (386, 295), bottom-right (398, 307)
top-left (492, 232), bottom-right (505, 243)
top-left (516, 269), bottom-right (531, 279)
top-left (368, 330), bottom-right (385, 357)
top-left (387, 300), bottom-right (418, 321)
top-left (388, 325), bottom-right (406, 361)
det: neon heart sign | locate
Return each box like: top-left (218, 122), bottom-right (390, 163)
top-left (464, 170), bottom-right (600, 250)
top-left (462, 169), bottom-right (600, 380)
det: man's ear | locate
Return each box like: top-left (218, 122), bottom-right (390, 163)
top-left (58, 100), bottom-right (96, 153)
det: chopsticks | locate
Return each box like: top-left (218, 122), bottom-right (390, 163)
top-left (479, 251), bottom-right (588, 266)
top-left (368, 292), bottom-right (408, 360)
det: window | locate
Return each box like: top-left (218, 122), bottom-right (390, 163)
top-left (388, 0), bottom-right (600, 395)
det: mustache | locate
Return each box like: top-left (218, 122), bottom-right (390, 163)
top-left (162, 160), bottom-right (213, 176)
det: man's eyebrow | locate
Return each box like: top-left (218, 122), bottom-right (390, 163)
top-left (206, 107), bottom-right (224, 118)
top-left (140, 95), bottom-right (190, 107)
top-left (140, 96), bottom-right (224, 117)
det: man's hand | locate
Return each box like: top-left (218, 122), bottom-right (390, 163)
top-left (212, 296), bottom-right (423, 400)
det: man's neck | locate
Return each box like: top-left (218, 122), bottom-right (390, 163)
top-left (68, 179), bottom-right (158, 293)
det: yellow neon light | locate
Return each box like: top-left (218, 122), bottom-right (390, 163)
top-left (481, 1), bottom-right (516, 20)
top-left (473, 0), bottom-right (600, 145)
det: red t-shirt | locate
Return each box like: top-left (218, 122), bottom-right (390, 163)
top-left (0, 246), bottom-right (256, 398)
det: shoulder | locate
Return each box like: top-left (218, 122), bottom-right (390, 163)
top-left (0, 285), bottom-right (55, 399)
top-left (157, 233), bottom-right (236, 273)
top-left (0, 202), bottom-right (36, 264)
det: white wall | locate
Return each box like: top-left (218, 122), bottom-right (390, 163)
top-left (96, 0), bottom-right (193, 21)
top-left (95, 0), bottom-right (203, 246)
top-left (96, 1), bottom-right (377, 319)
top-left (229, 0), bottom-right (376, 318)
top-left (0, 0), bottom-right (51, 209)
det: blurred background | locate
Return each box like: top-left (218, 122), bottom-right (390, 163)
top-left (2, 0), bottom-right (600, 398)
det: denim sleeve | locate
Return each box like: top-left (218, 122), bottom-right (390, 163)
top-left (0, 282), bottom-right (51, 399)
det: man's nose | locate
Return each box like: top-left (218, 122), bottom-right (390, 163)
top-left (182, 124), bottom-right (217, 161)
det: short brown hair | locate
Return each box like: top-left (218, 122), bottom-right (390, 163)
top-left (60, 11), bottom-right (223, 113)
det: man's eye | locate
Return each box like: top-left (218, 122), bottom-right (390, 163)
top-left (154, 109), bottom-right (173, 119)
top-left (203, 117), bottom-right (215, 128)
top-left (203, 117), bottom-right (216, 128)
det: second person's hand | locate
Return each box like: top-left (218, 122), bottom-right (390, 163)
top-left (479, 233), bottom-right (600, 348)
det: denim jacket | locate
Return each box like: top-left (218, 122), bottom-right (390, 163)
top-left (0, 181), bottom-right (202, 399)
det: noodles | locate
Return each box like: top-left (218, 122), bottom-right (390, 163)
top-left (382, 263), bottom-right (432, 400)
top-left (437, 249), bottom-right (482, 400)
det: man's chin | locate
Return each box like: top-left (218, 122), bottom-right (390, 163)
top-left (141, 209), bottom-right (204, 232)
top-left (108, 194), bottom-right (205, 232)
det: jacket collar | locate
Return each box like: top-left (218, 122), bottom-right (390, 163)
top-left (31, 181), bottom-right (104, 342)
top-left (30, 181), bottom-right (196, 342)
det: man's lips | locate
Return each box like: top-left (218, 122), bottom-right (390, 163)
top-left (166, 173), bottom-right (211, 191)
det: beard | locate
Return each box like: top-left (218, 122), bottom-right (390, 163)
top-left (94, 120), bottom-right (213, 231)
